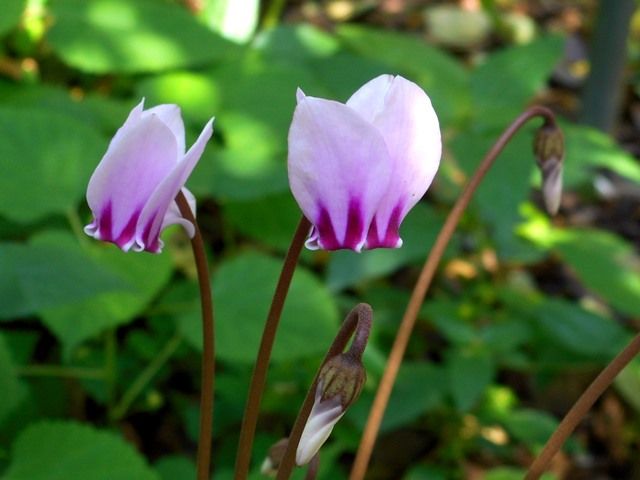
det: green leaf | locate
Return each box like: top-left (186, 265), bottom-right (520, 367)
top-left (326, 204), bottom-right (443, 291)
top-left (532, 299), bottom-right (630, 357)
top-left (37, 232), bottom-right (173, 354)
top-left (48, 0), bottom-right (237, 73)
top-left (470, 35), bottom-right (563, 127)
top-left (502, 408), bottom-right (558, 449)
top-left (484, 467), bottom-right (556, 480)
top-left (202, 0), bottom-right (259, 43)
top-left (0, 107), bottom-right (105, 223)
top-left (447, 349), bottom-right (495, 412)
top-left (0, 334), bottom-right (27, 426)
top-left (0, 81), bottom-right (131, 135)
top-left (223, 193), bottom-right (302, 251)
top-left (0, 237), bottom-right (125, 319)
top-left (3, 421), bottom-right (159, 480)
top-left (562, 123), bottom-right (640, 187)
top-left (451, 125), bottom-right (544, 261)
top-left (195, 57), bottom-right (323, 200)
top-left (615, 358), bottom-right (640, 414)
top-left (154, 456), bottom-right (196, 480)
top-left (552, 229), bottom-right (640, 317)
top-left (349, 362), bottom-right (446, 432)
top-left (137, 71), bottom-right (222, 126)
top-left (255, 24), bottom-right (340, 63)
top-left (0, 0), bottom-right (25, 35)
top-left (177, 252), bottom-right (339, 363)
top-left (335, 24), bottom-right (471, 126)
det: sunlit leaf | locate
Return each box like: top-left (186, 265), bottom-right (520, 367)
top-left (48, 0), bottom-right (237, 73)
top-left (552, 229), bottom-right (640, 317)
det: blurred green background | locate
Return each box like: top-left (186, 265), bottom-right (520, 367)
top-left (1, 0), bottom-right (640, 479)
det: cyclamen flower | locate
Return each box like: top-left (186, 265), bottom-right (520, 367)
top-left (84, 100), bottom-right (214, 253)
top-left (288, 74), bottom-right (441, 252)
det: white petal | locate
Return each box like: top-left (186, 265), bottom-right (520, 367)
top-left (143, 104), bottom-right (186, 155)
top-left (288, 96), bottom-right (393, 251)
top-left (365, 76), bottom-right (441, 247)
top-left (296, 395), bottom-right (344, 466)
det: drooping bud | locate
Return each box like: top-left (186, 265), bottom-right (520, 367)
top-left (296, 353), bottom-right (366, 466)
top-left (533, 123), bottom-right (564, 215)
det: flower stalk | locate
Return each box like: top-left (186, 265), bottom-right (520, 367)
top-left (349, 105), bottom-right (560, 480)
top-left (175, 191), bottom-right (216, 480)
top-left (234, 216), bottom-right (311, 480)
top-left (525, 331), bottom-right (640, 479)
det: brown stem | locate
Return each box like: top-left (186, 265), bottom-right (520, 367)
top-left (175, 192), bottom-right (216, 480)
top-left (276, 303), bottom-right (373, 480)
top-left (305, 454), bottom-right (320, 480)
top-left (525, 332), bottom-right (640, 479)
top-left (349, 106), bottom-right (558, 480)
top-left (233, 216), bottom-right (311, 479)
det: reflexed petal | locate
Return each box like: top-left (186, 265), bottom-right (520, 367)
top-left (143, 104), bottom-right (186, 155)
top-left (85, 114), bottom-right (179, 251)
top-left (296, 394), bottom-right (344, 466)
top-left (363, 76), bottom-right (441, 248)
top-left (135, 118), bottom-right (214, 252)
top-left (288, 97), bottom-right (393, 252)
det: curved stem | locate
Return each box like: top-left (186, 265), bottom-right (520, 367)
top-left (525, 332), bottom-right (640, 479)
top-left (176, 192), bottom-right (216, 480)
top-left (349, 106), bottom-right (558, 480)
top-left (276, 303), bottom-right (373, 480)
top-left (234, 216), bottom-right (311, 480)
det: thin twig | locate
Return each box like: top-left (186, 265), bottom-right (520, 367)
top-left (525, 332), bottom-right (640, 479)
top-left (176, 191), bottom-right (216, 480)
top-left (349, 106), bottom-right (558, 480)
top-left (233, 216), bottom-right (311, 480)
top-left (276, 303), bottom-right (373, 480)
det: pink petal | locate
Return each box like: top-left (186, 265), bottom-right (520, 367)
top-left (143, 104), bottom-right (186, 155)
top-left (134, 118), bottom-right (214, 252)
top-left (288, 97), bottom-right (393, 252)
top-left (350, 76), bottom-right (441, 248)
top-left (85, 113), bottom-right (179, 251)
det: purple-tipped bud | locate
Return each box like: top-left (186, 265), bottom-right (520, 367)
top-left (296, 353), bottom-right (366, 465)
top-left (534, 123), bottom-right (564, 215)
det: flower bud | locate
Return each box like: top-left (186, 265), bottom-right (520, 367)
top-left (260, 438), bottom-right (289, 477)
top-left (296, 353), bottom-right (366, 466)
top-left (534, 123), bottom-right (564, 215)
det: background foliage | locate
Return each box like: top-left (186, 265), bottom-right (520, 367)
top-left (1, 0), bottom-right (640, 479)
